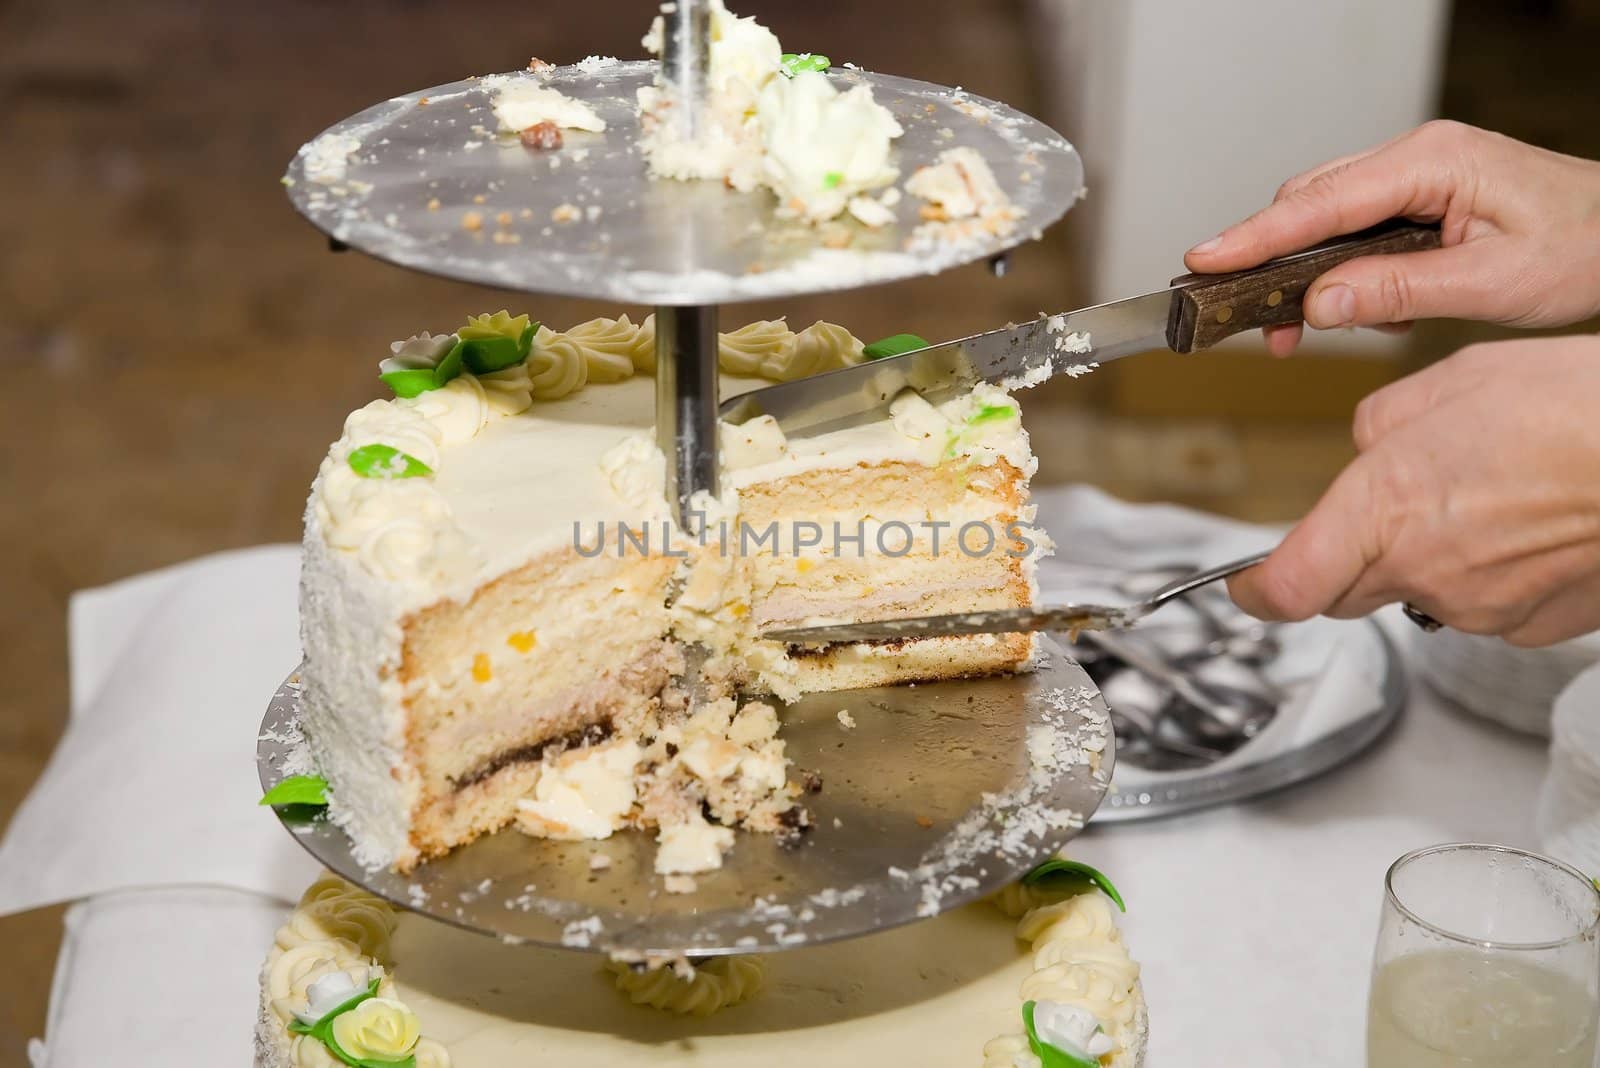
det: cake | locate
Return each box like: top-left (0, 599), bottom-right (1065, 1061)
top-left (255, 863), bottom-right (1147, 1068)
top-left (299, 311), bottom-right (1045, 876)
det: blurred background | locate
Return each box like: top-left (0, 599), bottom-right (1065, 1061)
top-left (2, 0), bottom-right (1598, 1059)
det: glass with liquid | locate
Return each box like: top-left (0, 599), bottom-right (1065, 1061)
top-left (1368, 843), bottom-right (1600, 1067)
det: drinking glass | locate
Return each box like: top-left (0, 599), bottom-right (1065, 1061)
top-left (1367, 842), bottom-right (1600, 1067)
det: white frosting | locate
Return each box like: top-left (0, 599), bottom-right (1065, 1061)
top-left (757, 70), bottom-right (903, 221)
top-left (485, 77), bottom-right (606, 133)
top-left (655, 815), bottom-right (736, 874)
top-left (514, 740), bottom-right (642, 840)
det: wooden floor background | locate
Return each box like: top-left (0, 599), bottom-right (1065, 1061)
top-left (2, 0), bottom-right (1596, 1062)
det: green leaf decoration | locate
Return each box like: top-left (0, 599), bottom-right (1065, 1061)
top-left (823, 171), bottom-right (843, 189)
top-left (863, 333), bottom-right (930, 360)
top-left (287, 979), bottom-right (418, 1068)
top-left (260, 775), bottom-right (329, 808)
top-left (378, 368), bottom-right (440, 399)
top-left (1021, 858), bottom-right (1126, 912)
top-left (1023, 1001), bottom-right (1100, 1068)
top-left (458, 312), bottom-right (537, 374)
top-left (780, 52), bottom-right (831, 77)
top-left (432, 338), bottom-right (467, 384)
top-left (967, 402), bottom-right (1018, 427)
top-left (347, 444), bottom-right (434, 480)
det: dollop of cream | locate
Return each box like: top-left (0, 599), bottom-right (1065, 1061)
top-left (783, 320), bottom-right (866, 380)
top-left (757, 70), bottom-right (903, 222)
top-left (478, 362), bottom-right (533, 415)
top-left (721, 415), bottom-right (789, 471)
top-left (515, 740), bottom-right (643, 841)
top-left (1016, 894), bottom-right (1141, 1039)
top-left (655, 813), bottom-right (735, 875)
top-left (606, 956), bottom-right (766, 1017)
top-left (718, 319), bottom-right (797, 377)
top-left (562, 315), bottom-right (647, 383)
top-left (400, 375), bottom-right (490, 447)
top-left (528, 325), bottom-right (589, 400)
top-left (599, 433), bottom-right (667, 513)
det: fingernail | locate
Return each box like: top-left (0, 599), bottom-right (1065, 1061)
top-left (1188, 235), bottom-right (1223, 255)
top-left (1311, 284), bottom-right (1356, 326)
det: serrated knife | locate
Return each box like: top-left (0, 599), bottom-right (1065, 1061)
top-left (720, 220), bottom-right (1440, 436)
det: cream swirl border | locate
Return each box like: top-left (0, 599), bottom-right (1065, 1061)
top-left (256, 873), bottom-right (452, 1068)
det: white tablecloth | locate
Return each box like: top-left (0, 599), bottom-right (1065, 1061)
top-left (4, 492), bottom-right (1552, 1068)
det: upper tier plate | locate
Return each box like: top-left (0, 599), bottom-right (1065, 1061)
top-left (282, 60), bottom-right (1085, 305)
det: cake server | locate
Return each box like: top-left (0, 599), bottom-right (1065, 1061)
top-left (763, 550), bottom-right (1271, 645)
top-left (720, 220), bottom-right (1441, 436)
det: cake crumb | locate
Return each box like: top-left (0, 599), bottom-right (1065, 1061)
top-left (836, 710), bottom-right (856, 730)
top-left (552, 203), bottom-right (581, 223)
top-left (496, 211), bottom-right (513, 226)
top-left (527, 56), bottom-right (555, 73)
top-left (426, 198), bottom-right (440, 211)
top-left (915, 815), bottom-right (934, 828)
top-left (461, 211), bottom-right (484, 232)
top-left (520, 121), bottom-right (564, 150)
top-left (663, 874), bottom-right (698, 894)
top-left (472, 193), bottom-right (487, 205)
top-left (589, 854), bottom-right (612, 872)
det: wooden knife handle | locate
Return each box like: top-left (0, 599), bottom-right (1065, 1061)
top-left (1165, 220), bottom-right (1443, 353)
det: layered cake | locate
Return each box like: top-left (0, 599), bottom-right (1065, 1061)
top-left (300, 312), bottom-right (1045, 875)
top-left (255, 863), bottom-right (1147, 1068)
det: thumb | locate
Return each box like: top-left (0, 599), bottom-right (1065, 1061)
top-left (1302, 243), bottom-right (1519, 329)
top-left (1227, 455), bottom-right (1390, 622)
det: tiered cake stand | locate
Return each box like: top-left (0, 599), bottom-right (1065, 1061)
top-left (263, 4), bottom-right (1106, 958)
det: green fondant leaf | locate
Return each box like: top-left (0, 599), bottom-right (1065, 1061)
top-left (324, 1030), bottom-right (418, 1068)
top-left (459, 318), bottom-right (537, 374)
top-left (780, 52), bottom-right (831, 77)
top-left (347, 444), bottom-right (433, 480)
top-left (431, 339), bottom-right (466, 385)
top-left (290, 978), bottom-right (417, 1068)
top-left (862, 333), bottom-right (930, 360)
top-left (1021, 858), bottom-right (1126, 912)
top-left (379, 369), bottom-right (439, 399)
top-left (260, 774), bottom-right (329, 808)
top-left (1023, 1001), bottom-right (1099, 1068)
top-left (823, 171), bottom-right (843, 189)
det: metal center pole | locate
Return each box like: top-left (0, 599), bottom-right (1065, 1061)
top-left (655, 2), bottom-right (717, 532)
top-left (655, 305), bottom-right (719, 531)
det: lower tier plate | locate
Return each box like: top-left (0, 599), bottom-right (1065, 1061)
top-left (256, 637), bottom-right (1112, 958)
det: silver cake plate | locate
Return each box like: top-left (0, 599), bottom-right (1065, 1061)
top-left (282, 60), bottom-right (1085, 305)
top-left (257, 637), bottom-right (1112, 958)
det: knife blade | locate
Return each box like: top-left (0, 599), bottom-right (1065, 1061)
top-left (720, 220), bottom-right (1441, 437)
top-left (763, 604), bottom-right (1124, 646)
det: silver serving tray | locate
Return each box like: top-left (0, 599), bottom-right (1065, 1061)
top-left (1093, 619), bottom-right (1404, 822)
top-left (257, 637), bottom-right (1112, 957)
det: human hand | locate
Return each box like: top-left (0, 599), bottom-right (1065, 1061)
top-left (1227, 334), bottom-right (1600, 645)
top-left (1184, 121), bottom-right (1600, 355)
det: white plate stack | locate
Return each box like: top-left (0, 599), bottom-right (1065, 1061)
top-left (1414, 630), bottom-right (1600, 737)
top-left (1538, 662), bottom-right (1600, 877)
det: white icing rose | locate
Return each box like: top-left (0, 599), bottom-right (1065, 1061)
top-left (1033, 1000), bottom-right (1115, 1061)
top-left (529, 326), bottom-right (588, 400)
top-left (380, 332), bottom-right (457, 376)
top-left (267, 941), bottom-right (366, 1005)
top-left (757, 70), bottom-right (903, 221)
top-left (330, 997), bottom-right (421, 1064)
top-left (293, 965), bottom-right (383, 1026)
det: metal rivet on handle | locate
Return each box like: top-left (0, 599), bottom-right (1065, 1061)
top-left (1215, 305), bottom-right (1233, 324)
top-left (1267, 289), bottom-right (1283, 307)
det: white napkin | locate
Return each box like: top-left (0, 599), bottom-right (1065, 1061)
top-left (1032, 485), bottom-right (1385, 786)
top-left (0, 546), bottom-right (321, 916)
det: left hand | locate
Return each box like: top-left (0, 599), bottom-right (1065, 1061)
top-left (1226, 333), bottom-right (1600, 646)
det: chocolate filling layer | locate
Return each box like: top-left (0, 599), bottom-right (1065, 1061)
top-left (448, 718), bottom-right (614, 792)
